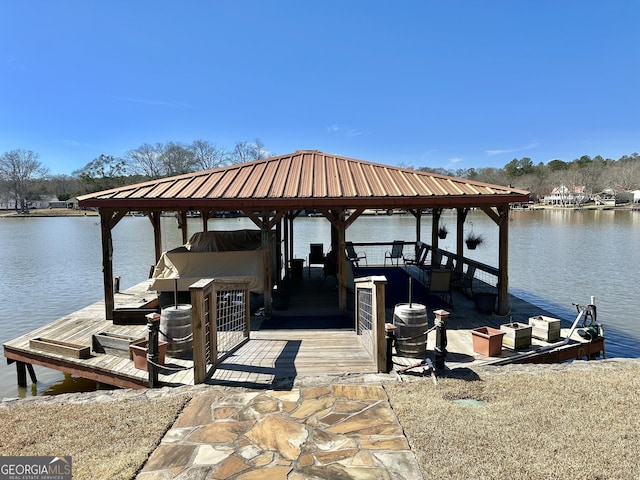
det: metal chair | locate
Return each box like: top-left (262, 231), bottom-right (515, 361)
top-left (308, 243), bottom-right (325, 277)
top-left (345, 241), bottom-right (367, 267)
top-left (427, 268), bottom-right (453, 305)
top-left (403, 241), bottom-right (430, 267)
top-left (451, 264), bottom-right (477, 297)
top-left (384, 241), bottom-right (404, 266)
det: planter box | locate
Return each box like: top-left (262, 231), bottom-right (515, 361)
top-left (30, 338), bottom-right (91, 359)
top-left (529, 315), bottom-right (561, 342)
top-left (500, 322), bottom-right (532, 350)
top-left (474, 292), bottom-right (497, 314)
top-left (129, 340), bottom-right (167, 371)
top-left (92, 332), bottom-right (146, 357)
top-left (471, 327), bottom-right (505, 357)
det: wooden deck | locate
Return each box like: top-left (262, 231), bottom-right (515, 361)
top-left (2, 268), bottom-right (605, 391)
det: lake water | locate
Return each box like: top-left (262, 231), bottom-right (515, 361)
top-left (1, 209), bottom-right (639, 398)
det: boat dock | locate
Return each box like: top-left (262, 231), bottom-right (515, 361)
top-left (2, 267), bottom-right (605, 392)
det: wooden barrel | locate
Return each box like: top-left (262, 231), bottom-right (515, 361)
top-left (160, 304), bottom-right (193, 357)
top-left (393, 303), bottom-right (429, 358)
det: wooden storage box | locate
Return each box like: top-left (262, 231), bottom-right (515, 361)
top-left (112, 308), bottom-right (159, 325)
top-left (500, 322), bottom-right (532, 350)
top-left (92, 332), bottom-right (146, 357)
top-left (471, 327), bottom-right (505, 357)
top-left (529, 315), bottom-right (561, 342)
top-left (30, 338), bottom-right (91, 359)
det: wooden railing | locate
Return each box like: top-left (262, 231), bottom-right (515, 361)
top-left (432, 247), bottom-right (499, 293)
top-left (354, 275), bottom-right (388, 372)
top-left (189, 278), bottom-right (250, 384)
top-left (349, 241), bottom-right (499, 294)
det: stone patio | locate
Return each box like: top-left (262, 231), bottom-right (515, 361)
top-left (137, 384), bottom-right (423, 479)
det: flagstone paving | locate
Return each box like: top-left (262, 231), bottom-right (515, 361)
top-left (137, 384), bottom-right (423, 479)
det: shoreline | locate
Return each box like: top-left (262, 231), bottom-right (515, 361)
top-left (2, 203), bottom-right (638, 219)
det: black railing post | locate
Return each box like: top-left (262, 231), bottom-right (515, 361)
top-left (146, 313), bottom-right (161, 388)
top-left (433, 309), bottom-right (449, 370)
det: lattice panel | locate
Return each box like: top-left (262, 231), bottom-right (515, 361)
top-left (216, 289), bottom-right (246, 357)
top-left (357, 287), bottom-right (374, 355)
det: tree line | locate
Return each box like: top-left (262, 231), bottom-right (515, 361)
top-left (0, 139), bottom-right (269, 211)
top-left (1, 138), bottom-right (639, 212)
top-left (418, 153), bottom-right (640, 203)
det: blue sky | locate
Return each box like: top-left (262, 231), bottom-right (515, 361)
top-left (1, 1), bottom-right (638, 175)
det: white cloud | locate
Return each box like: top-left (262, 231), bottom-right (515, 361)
top-left (113, 96), bottom-right (191, 108)
top-left (486, 141), bottom-right (539, 156)
top-left (325, 124), bottom-right (369, 137)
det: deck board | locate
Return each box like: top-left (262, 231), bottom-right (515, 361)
top-left (3, 271), bottom-right (605, 392)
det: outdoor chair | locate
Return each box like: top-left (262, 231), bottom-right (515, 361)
top-left (321, 250), bottom-right (337, 286)
top-left (442, 254), bottom-right (455, 270)
top-left (403, 241), bottom-right (430, 267)
top-left (427, 268), bottom-right (453, 306)
top-left (384, 241), bottom-right (404, 266)
top-left (308, 243), bottom-right (325, 278)
top-left (451, 264), bottom-right (477, 297)
top-left (345, 241), bottom-right (367, 267)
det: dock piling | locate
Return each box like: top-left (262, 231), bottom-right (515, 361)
top-left (16, 361), bottom-right (37, 387)
top-left (146, 313), bottom-right (161, 388)
top-left (433, 309), bottom-right (450, 370)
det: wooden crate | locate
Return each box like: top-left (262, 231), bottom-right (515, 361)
top-left (529, 315), bottom-right (561, 342)
top-left (30, 338), bottom-right (91, 359)
top-left (92, 332), bottom-right (146, 358)
top-left (500, 322), bottom-right (532, 350)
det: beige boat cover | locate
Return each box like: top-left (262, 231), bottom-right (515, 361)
top-left (185, 230), bottom-right (264, 252)
top-left (150, 249), bottom-right (264, 293)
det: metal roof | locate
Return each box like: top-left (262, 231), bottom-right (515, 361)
top-left (77, 150), bottom-right (530, 211)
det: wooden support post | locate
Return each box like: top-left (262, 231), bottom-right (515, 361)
top-left (16, 362), bottom-right (37, 387)
top-left (261, 212), bottom-right (272, 316)
top-left (27, 363), bottom-right (37, 383)
top-left (146, 313), bottom-right (161, 388)
top-left (149, 211), bottom-right (163, 264)
top-left (431, 209), bottom-right (441, 266)
top-left (100, 210), bottom-right (115, 320)
top-left (337, 210), bottom-right (347, 315)
top-left (16, 361), bottom-right (26, 387)
top-left (497, 205), bottom-right (510, 315)
top-left (179, 210), bottom-right (188, 245)
top-left (433, 309), bottom-right (449, 370)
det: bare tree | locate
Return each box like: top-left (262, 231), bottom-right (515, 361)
top-left (228, 139), bottom-right (270, 165)
top-left (161, 142), bottom-right (196, 176)
top-left (48, 174), bottom-right (80, 201)
top-left (125, 143), bottom-right (165, 179)
top-left (0, 149), bottom-right (49, 212)
top-left (191, 139), bottom-right (228, 170)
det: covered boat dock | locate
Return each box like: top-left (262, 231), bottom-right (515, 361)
top-left (2, 150), bottom-right (605, 391)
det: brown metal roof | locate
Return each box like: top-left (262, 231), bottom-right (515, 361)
top-left (77, 150), bottom-right (530, 211)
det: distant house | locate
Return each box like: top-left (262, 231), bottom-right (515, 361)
top-left (0, 199), bottom-right (17, 210)
top-left (593, 189), bottom-right (617, 206)
top-left (594, 189), bottom-right (635, 206)
top-left (66, 197), bottom-right (80, 209)
top-left (631, 190), bottom-right (640, 203)
top-left (543, 185), bottom-right (588, 206)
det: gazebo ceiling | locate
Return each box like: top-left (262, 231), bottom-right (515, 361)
top-left (78, 150), bottom-right (530, 211)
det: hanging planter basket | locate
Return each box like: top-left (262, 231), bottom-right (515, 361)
top-left (465, 233), bottom-right (484, 250)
